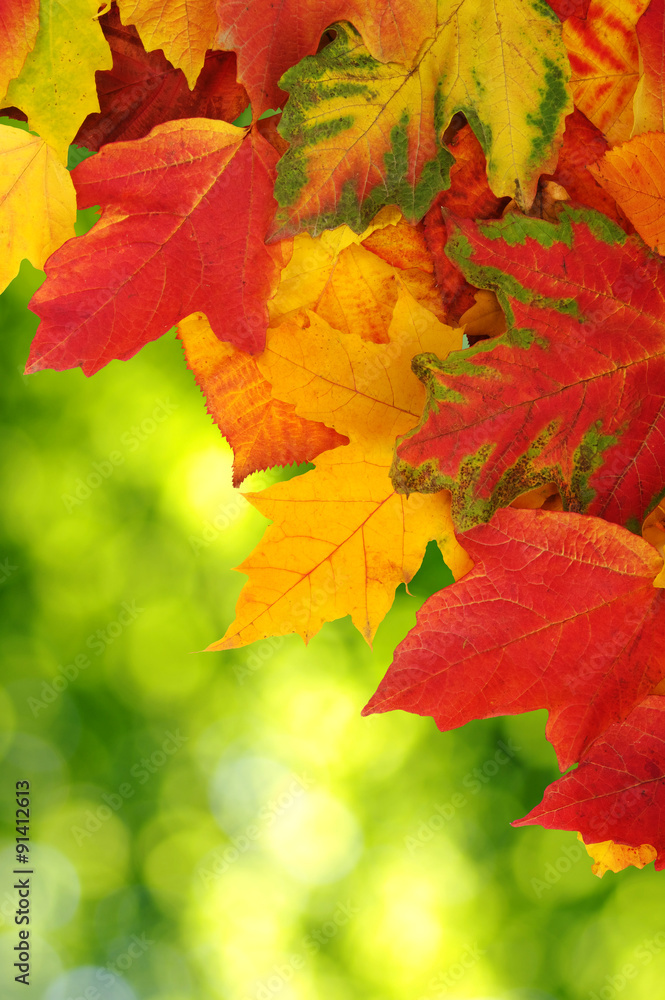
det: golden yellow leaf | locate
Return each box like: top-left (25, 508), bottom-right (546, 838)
top-left (116, 0), bottom-right (218, 89)
top-left (5, 0), bottom-right (113, 162)
top-left (0, 125), bottom-right (76, 293)
top-left (259, 288), bottom-right (462, 447)
top-left (578, 832), bottom-right (657, 876)
top-left (208, 443), bottom-right (456, 649)
top-left (268, 204), bottom-right (445, 336)
top-left (212, 274), bottom-right (468, 649)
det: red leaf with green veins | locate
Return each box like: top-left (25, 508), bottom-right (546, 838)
top-left (515, 695), bottom-right (665, 869)
top-left (75, 5), bottom-right (247, 151)
top-left (392, 206), bottom-right (665, 531)
top-left (363, 508), bottom-right (665, 771)
top-left (27, 120), bottom-right (283, 375)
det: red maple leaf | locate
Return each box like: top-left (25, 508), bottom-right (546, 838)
top-left (74, 4), bottom-right (247, 151)
top-left (363, 508), bottom-right (665, 771)
top-left (27, 120), bottom-right (284, 374)
top-left (393, 206), bottom-right (665, 530)
top-left (515, 695), bottom-right (665, 869)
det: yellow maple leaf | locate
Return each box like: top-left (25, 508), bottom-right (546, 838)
top-left (116, 0), bottom-right (219, 89)
top-left (5, 0), bottom-right (113, 162)
top-left (260, 287), bottom-right (458, 446)
top-left (208, 443), bottom-right (457, 649)
top-left (210, 283), bottom-right (470, 650)
top-left (578, 832), bottom-right (657, 877)
top-left (268, 205), bottom-right (445, 336)
top-left (0, 125), bottom-right (76, 293)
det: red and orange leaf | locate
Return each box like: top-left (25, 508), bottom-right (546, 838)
top-left (543, 108), bottom-right (633, 229)
top-left (393, 207), bottom-right (665, 531)
top-left (562, 0), bottom-right (649, 143)
top-left (0, 0), bottom-right (39, 103)
top-left (178, 311), bottom-right (346, 487)
top-left (515, 696), bottom-right (665, 870)
top-left (422, 123), bottom-right (509, 325)
top-left (116, 0), bottom-right (218, 89)
top-left (634, 0), bottom-right (665, 134)
top-left (363, 508), bottom-right (665, 771)
top-left (75, 4), bottom-right (247, 151)
top-left (215, 0), bottom-right (430, 117)
top-left (27, 120), bottom-right (284, 375)
top-left (589, 132), bottom-right (665, 253)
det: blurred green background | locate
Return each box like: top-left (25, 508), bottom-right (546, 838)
top-left (1, 197), bottom-right (665, 1000)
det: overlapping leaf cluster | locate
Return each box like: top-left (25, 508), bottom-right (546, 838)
top-left (3, 0), bottom-right (665, 875)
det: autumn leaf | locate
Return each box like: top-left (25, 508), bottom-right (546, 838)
top-left (26, 120), bottom-right (284, 375)
top-left (4, 0), bottom-right (113, 162)
top-left (422, 122), bottom-right (510, 326)
top-left (214, 0), bottom-right (430, 117)
top-left (0, 0), bottom-right (39, 103)
top-left (212, 291), bottom-right (467, 650)
top-left (589, 132), bottom-right (665, 253)
top-left (562, 0), bottom-right (648, 143)
top-left (116, 0), bottom-right (217, 89)
top-left (515, 695), bottom-right (665, 870)
top-left (542, 107), bottom-right (633, 229)
top-left (363, 508), bottom-right (665, 771)
top-left (209, 443), bottom-right (457, 649)
top-left (178, 311), bottom-right (346, 487)
top-left (579, 833), bottom-right (657, 877)
top-left (259, 289), bottom-right (458, 446)
top-left (268, 205), bottom-right (446, 339)
top-left (272, 3), bottom-right (572, 237)
top-left (633, 0), bottom-right (665, 134)
top-left (548, 0), bottom-right (591, 16)
top-left (393, 206), bottom-right (665, 531)
top-left (0, 124), bottom-right (76, 294)
top-left (74, 4), bottom-right (247, 151)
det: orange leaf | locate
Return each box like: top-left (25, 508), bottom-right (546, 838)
top-left (589, 132), bottom-right (665, 253)
top-left (116, 0), bottom-right (218, 89)
top-left (177, 312), bottom-right (346, 487)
